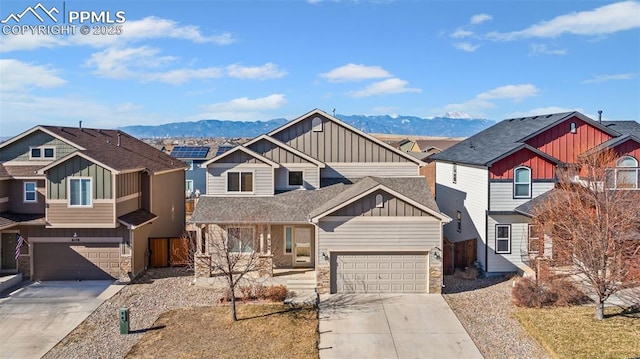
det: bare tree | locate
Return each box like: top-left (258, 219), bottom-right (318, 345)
top-left (194, 221), bottom-right (269, 321)
top-left (533, 150), bottom-right (640, 320)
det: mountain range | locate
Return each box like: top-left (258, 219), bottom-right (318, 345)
top-left (119, 114), bottom-right (493, 139)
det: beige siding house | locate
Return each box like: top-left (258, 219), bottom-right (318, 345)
top-left (191, 109), bottom-right (450, 294)
top-left (0, 125), bottom-right (187, 281)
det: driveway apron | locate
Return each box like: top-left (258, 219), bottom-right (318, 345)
top-left (319, 293), bottom-right (483, 359)
top-left (0, 280), bottom-right (122, 359)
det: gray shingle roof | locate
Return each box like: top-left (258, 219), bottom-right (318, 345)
top-left (514, 189), bottom-right (558, 217)
top-left (430, 112), bottom-right (624, 166)
top-left (190, 176), bottom-right (441, 224)
top-left (602, 121), bottom-right (640, 137)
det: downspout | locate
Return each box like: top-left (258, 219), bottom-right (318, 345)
top-left (485, 167), bottom-right (490, 273)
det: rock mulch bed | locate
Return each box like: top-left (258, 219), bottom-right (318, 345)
top-left (43, 268), bottom-right (221, 359)
top-left (443, 274), bottom-right (550, 359)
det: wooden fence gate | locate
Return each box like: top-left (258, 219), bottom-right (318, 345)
top-left (149, 237), bottom-right (189, 267)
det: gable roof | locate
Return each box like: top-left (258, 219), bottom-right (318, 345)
top-left (190, 177), bottom-right (448, 224)
top-left (430, 111), bottom-right (621, 166)
top-left (200, 145), bottom-right (281, 167)
top-left (268, 109), bottom-right (425, 166)
top-left (243, 135), bottom-right (326, 167)
top-left (1, 126), bottom-right (187, 174)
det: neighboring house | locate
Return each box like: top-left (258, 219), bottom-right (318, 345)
top-left (414, 139), bottom-right (461, 156)
top-left (431, 111), bottom-right (640, 275)
top-left (169, 146), bottom-right (213, 197)
top-left (391, 139), bottom-right (420, 152)
top-left (190, 109), bottom-right (450, 294)
top-left (0, 125), bottom-right (187, 281)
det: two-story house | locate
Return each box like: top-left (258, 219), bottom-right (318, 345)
top-left (0, 125), bottom-right (187, 281)
top-left (190, 109), bottom-right (451, 294)
top-left (169, 146), bottom-right (213, 197)
top-left (431, 111), bottom-right (640, 275)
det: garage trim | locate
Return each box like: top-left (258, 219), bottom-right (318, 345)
top-left (330, 251), bottom-right (431, 294)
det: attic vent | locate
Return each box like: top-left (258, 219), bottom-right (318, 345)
top-left (312, 117), bottom-right (323, 132)
top-left (570, 122), bottom-right (577, 134)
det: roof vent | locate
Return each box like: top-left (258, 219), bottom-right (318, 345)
top-left (79, 120), bottom-right (82, 130)
top-left (598, 110), bottom-right (603, 123)
top-left (117, 132), bottom-right (121, 147)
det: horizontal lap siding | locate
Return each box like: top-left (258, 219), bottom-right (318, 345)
top-left (207, 164), bottom-right (273, 196)
top-left (317, 217), bottom-right (441, 264)
top-left (490, 182), bottom-right (555, 211)
top-left (322, 163), bottom-right (418, 178)
top-left (116, 197), bottom-right (138, 217)
top-left (487, 215), bottom-right (530, 272)
top-left (275, 165), bottom-right (320, 190)
top-left (47, 202), bottom-right (114, 225)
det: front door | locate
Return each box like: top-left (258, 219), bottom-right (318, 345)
top-left (294, 227), bottom-right (312, 267)
top-left (1, 233), bottom-right (17, 272)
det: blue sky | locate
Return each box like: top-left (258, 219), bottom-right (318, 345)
top-left (1, 0), bottom-right (639, 136)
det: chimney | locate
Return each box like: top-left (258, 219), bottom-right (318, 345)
top-left (117, 132), bottom-right (121, 147)
top-left (79, 120), bottom-right (82, 130)
top-left (598, 110), bottom-right (603, 123)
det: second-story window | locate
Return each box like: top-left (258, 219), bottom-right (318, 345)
top-left (513, 166), bottom-right (531, 198)
top-left (613, 156), bottom-right (639, 189)
top-left (452, 163), bottom-right (457, 184)
top-left (456, 211), bottom-right (462, 232)
top-left (24, 182), bottom-right (37, 203)
top-left (69, 178), bottom-right (92, 206)
top-left (288, 171), bottom-right (303, 186)
top-left (29, 146), bottom-right (55, 159)
top-left (227, 172), bottom-right (253, 192)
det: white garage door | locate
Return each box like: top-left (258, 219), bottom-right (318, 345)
top-left (332, 252), bottom-right (428, 293)
top-left (33, 242), bottom-right (120, 281)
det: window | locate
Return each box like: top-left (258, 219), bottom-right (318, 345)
top-left (185, 180), bottom-right (194, 197)
top-left (288, 171), bottom-right (303, 186)
top-left (570, 122), bottom-right (577, 134)
top-left (227, 172), bottom-right (253, 192)
top-left (513, 166), bottom-right (531, 198)
top-left (496, 225), bottom-right (511, 254)
top-left (452, 163), bottom-right (457, 184)
top-left (614, 156), bottom-right (638, 189)
top-left (24, 182), bottom-right (37, 203)
top-left (375, 194), bottom-right (384, 208)
top-left (43, 147), bottom-right (55, 158)
top-left (284, 226), bottom-right (293, 254)
top-left (69, 178), bottom-right (92, 206)
top-left (227, 227), bottom-right (254, 253)
top-left (456, 211), bottom-right (462, 232)
top-left (528, 225), bottom-right (541, 253)
top-left (312, 117), bottom-right (323, 132)
top-left (30, 147), bottom-right (41, 158)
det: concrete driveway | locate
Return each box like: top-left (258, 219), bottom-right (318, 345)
top-left (0, 280), bottom-right (123, 359)
top-left (319, 293), bottom-right (483, 359)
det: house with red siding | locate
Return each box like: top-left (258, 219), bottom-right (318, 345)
top-left (431, 112), bottom-right (640, 275)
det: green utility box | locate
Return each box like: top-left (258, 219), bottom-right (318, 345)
top-left (119, 308), bottom-right (130, 334)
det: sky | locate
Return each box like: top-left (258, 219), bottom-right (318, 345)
top-left (1, 0), bottom-right (639, 136)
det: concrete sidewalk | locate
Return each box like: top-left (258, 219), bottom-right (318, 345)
top-left (319, 293), bottom-right (482, 359)
top-left (0, 280), bottom-right (125, 359)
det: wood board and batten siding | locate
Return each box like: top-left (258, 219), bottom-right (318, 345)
top-left (489, 182), bottom-right (555, 212)
top-left (206, 164), bottom-right (274, 196)
top-left (271, 114), bottom-right (412, 164)
top-left (116, 172), bottom-right (141, 217)
top-left (0, 131), bottom-right (78, 162)
top-left (489, 148), bottom-right (557, 180)
top-left (322, 162), bottom-right (419, 178)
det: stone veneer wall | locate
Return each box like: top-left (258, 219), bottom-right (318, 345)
top-left (119, 256), bottom-right (132, 283)
top-left (257, 255), bottom-right (273, 277)
top-left (194, 254), bottom-right (212, 277)
top-left (429, 255), bottom-right (442, 294)
top-left (316, 266), bottom-right (330, 294)
top-left (17, 255), bottom-right (30, 279)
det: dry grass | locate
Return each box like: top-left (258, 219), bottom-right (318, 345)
top-left (126, 304), bottom-right (318, 359)
top-left (514, 306), bottom-right (640, 359)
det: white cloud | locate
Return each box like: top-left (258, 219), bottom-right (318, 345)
top-left (348, 78), bottom-right (421, 97)
top-left (320, 63), bottom-right (392, 82)
top-left (529, 43), bottom-right (567, 56)
top-left (226, 63), bottom-right (287, 79)
top-left (453, 42), bottom-right (480, 52)
top-left (487, 1), bottom-right (640, 41)
top-left (0, 16), bottom-right (235, 52)
top-left (470, 13), bottom-right (492, 25)
top-left (204, 94), bottom-right (287, 112)
top-left (85, 46), bottom-right (223, 84)
top-left (450, 29), bottom-right (474, 38)
top-left (0, 59), bottom-right (66, 90)
top-left (443, 84), bottom-right (540, 114)
top-left (476, 84), bottom-right (539, 101)
top-left (581, 73), bottom-right (637, 84)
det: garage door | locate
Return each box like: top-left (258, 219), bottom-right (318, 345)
top-left (332, 252), bottom-right (428, 293)
top-left (33, 243), bottom-right (120, 281)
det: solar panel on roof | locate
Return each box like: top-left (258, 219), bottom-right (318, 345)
top-left (170, 146), bottom-right (209, 159)
top-left (215, 146), bottom-right (233, 156)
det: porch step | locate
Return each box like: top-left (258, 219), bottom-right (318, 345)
top-left (286, 278), bottom-right (317, 291)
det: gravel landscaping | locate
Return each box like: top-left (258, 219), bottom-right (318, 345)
top-left (443, 274), bottom-right (550, 359)
top-left (43, 268), bottom-right (221, 359)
